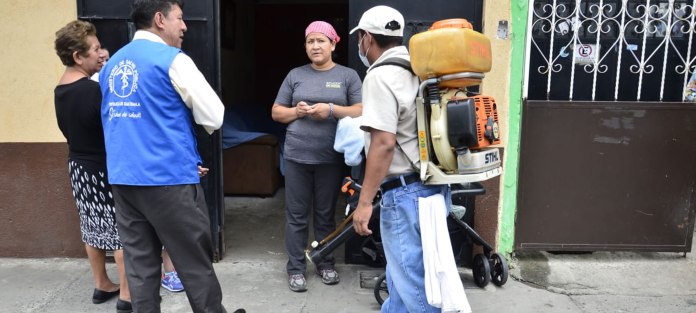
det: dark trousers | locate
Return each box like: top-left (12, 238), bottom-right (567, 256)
top-left (284, 160), bottom-right (343, 274)
top-left (113, 184), bottom-right (224, 313)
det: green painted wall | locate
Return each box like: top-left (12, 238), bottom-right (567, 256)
top-left (498, 0), bottom-right (528, 255)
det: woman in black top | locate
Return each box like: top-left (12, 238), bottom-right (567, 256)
top-left (53, 20), bottom-right (131, 311)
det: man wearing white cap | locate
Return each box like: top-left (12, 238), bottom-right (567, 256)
top-left (350, 5), bottom-right (451, 313)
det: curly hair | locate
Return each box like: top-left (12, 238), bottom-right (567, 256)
top-left (54, 20), bottom-right (97, 66)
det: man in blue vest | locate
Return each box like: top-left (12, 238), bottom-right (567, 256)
top-left (100, 1), bottom-right (244, 312)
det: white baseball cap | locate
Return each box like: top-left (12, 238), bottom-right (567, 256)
top-left (349, 5), bottom-right (404, 37)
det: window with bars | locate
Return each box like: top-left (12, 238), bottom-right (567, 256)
top-left (524, 0), bottom-right (696, 101)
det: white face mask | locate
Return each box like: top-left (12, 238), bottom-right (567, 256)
top-left (358, 35), bottom-right (371, 67)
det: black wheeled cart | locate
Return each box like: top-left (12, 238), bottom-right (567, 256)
top-left (304, 178), bottom-right (509, 305)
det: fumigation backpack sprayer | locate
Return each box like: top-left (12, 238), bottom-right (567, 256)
top-left (408, 18), bottom-right (502, 184)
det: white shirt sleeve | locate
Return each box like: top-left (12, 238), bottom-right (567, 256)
top-left (169, 53), bottom-right (224, 135)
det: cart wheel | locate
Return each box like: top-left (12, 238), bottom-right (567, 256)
top-left (490, 252), bottom-right (509, 286)
top-left (374, 272), bottom-right (388, 305)
top-left (472, 253), bottom-right (491, 288)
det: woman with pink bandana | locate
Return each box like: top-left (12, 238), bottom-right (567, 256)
top-left (272, 21), bottom-right (362, 292)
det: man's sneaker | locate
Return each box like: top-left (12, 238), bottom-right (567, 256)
top-left (316, 268), bottom-right (340, 285)
top-left (288, 274), bottom-right (307, 292)
top-left (161, 271), bottom-right (184, 292)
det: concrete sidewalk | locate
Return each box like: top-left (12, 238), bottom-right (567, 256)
top-left (510, 242), bottom-right (696, 313)
top-left (1, 190), bottom-right (694, 312)
top-left (0, 256), bottom-right (590, 313)
top-left (2, 246), bottom-right (694, 313)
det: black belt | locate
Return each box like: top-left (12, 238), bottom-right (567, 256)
top-left (380, 173), bottom-right (420, 192)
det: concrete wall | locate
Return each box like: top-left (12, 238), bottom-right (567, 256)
top-left (0, 144), bottom-right (83, 257)
top-left (0, 0), bottom-right (76, 142)
top-left (0, 1), bottom-right (84, 257)
top-left (476, 0), bottom-right (513, 252)
top-left (481, 1), bottom-right (512, 147)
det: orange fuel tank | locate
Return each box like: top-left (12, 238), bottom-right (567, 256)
top-left (409, 19), bottom-right (492, 88)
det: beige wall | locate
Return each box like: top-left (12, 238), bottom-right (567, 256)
top-left (480, 1), bottom-right (512, 147)
top-left (0, 0), bottom-right (76, 142)
top-left (480, 0), bottom-right (513, 249)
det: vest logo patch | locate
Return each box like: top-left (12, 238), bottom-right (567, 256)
top-left (325, 82), bottom-right (342, 89)
top-left (109, 59), bottom-right (139, 98)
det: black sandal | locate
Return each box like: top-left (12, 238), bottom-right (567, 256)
top-left (92, 288), bottom-right (120, 304)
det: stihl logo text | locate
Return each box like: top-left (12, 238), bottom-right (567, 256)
top-left (485, 152), bottom-right (499, 164)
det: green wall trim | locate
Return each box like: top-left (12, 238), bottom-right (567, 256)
top-left (498, 0), bottom-right (529, 255)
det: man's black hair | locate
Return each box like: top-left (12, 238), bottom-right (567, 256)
top-left (358, 29), bottom-right (403, 49)
top-left (131, 0), bottom-right (184, 30)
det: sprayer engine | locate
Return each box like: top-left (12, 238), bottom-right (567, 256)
top-left (430, 90), bottom-right (501, 174)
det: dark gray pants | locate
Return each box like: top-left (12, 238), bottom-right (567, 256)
top-left (113, 184), bottom-right (224, 313)
top-left (284, 160), bottom-right (343, 274)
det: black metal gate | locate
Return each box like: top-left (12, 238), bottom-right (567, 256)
top-left (516, 0), bottom-right (696, 252)
top-left (77, 0), bottom-right (226, 260)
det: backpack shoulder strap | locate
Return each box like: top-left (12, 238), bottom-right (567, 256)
top-left (370, 57), bottom-right (421, 173)
top-left (371, 57), bottom-right (415, 76)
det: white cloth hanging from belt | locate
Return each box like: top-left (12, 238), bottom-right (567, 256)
top-left (419, 193), bottom-right (472, 313)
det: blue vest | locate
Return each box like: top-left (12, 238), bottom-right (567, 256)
top-left (100, 39), bottom-right (201, 185)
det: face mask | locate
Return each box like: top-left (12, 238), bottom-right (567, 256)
top-left (358, 35), bottom-right (371, 67)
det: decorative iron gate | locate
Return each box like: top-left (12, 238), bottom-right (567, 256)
top-left (516, 0), bottom-right (696, 252)
top-left (524, 0), bottom-right (696, 101)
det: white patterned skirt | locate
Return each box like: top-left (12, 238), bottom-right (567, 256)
top-left (68, 160), bottom-right (121, 250)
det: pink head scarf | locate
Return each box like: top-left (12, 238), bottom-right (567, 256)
top-left (305, 21), bottom-right (340, 43)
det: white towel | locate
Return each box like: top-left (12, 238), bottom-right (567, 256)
top-left (419, 194), bottom-right (472, 313)
top-left (333, 116), bottom-right (365, 166)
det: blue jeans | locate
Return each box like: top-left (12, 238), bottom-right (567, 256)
top-left (379, 179), bottom-right (450, 313)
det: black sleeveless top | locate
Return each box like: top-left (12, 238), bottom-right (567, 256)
top-left (54, 77), bottom-right (106, 170)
